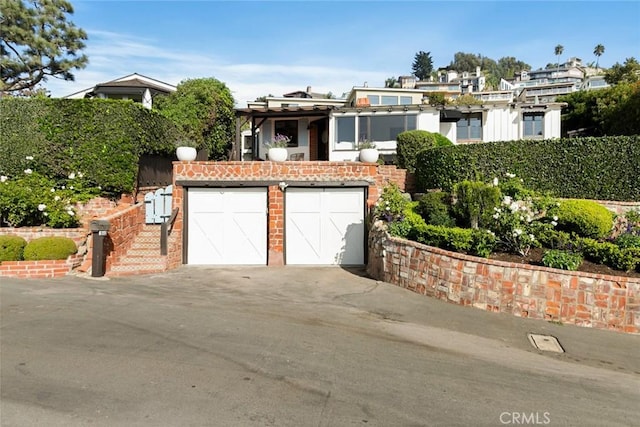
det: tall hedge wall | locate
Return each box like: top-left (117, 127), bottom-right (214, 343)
top-left (0, 98), bottom-right (182, 196)
top-left (415, 136), bottom-right (640, 201)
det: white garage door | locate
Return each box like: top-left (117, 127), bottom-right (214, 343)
top-left (187, 188), bottom-right (267, 265)
top-left (285, 187), bottom-right (365, 265)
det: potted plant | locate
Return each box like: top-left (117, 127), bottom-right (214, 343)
top-left (358, 139), bottom-right (379, 163)
top-left (265, 134), bottom-right (290, 162)
top-left (175, 139), bottom-right (198, 161)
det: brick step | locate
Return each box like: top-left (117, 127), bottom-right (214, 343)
top-left (108, 265), bottom-right (168, 276)
top-left (118, 251), bottom-right (165, 260)
top-left (124, 248), bottom-right (163, 257)
top-left (128, 241), bottom-right (161, 251)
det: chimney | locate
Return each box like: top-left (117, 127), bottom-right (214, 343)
top-left (306, 86), bottom-right (312, 94)
top-left (476, 66), bottom-right (481, 76)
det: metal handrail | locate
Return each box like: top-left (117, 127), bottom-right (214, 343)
top-left (160, 207), bottom-right (179, 256)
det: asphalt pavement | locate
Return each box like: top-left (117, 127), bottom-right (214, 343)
top-left (1, 266), bottom-right (639, 426)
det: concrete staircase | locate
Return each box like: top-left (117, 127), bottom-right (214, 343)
top-left (108, 224), bottom-right (168, 276)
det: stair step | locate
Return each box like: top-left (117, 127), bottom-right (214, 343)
top-left (129, 242), bottom-right (160, 251)
top-left (118, 253), bottom-right (166, 262)
top-left (108, 223), bottom-right (169, 274)
top-left (108, 266), bottom-right (167, 276)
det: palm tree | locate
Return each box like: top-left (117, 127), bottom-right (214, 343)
top-left (554, 44), bottom-right (564, 74)
top-left (594, 44), bottom-right (605, 69)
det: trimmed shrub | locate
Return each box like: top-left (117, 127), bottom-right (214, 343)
top-left (414, 224), bottom-right (473, 253)
top-left (542, 250), bottom-right (583, 271)
top-left (552, 199), bottom-right (613, 240)
top-left (533, 227), bottom-right (577, 250)
top-left (0, 98), bottom-right (182, 197)
top-left (415, 136), bottom-right (640, 201)
top-left (23, 237), bottom-right (77, 261)
top-left (614, 233), bottom-right (640, 249)
top-left (416, 191), bottom-right (455, 227)
top-left (452, 180), bottom-right (501, 229)
top-left (580, 238), bottom-right (640, 272)
top-left (396, 130), bottom-right (453, 173)
top-left (470, 229), bottom-right (497, 258)
top-left (388, 208), bottom-right (427, 239)
top-left (0, 235), bottom-right (28, 261)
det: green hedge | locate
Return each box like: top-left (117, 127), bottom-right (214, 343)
top-left (0, 235), bottom-right (27, 261)
top-left (396, 130), bottom-right (453, 173)
top-left (23, 236), bottom-right (77, 261)
top-left (0, 98), bottom-right (182, 197)
top-left (415, 136), bottom-right (640, 201)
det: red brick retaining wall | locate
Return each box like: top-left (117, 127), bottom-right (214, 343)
top-left (0, 227), bottom-right (87, 247)
top-left (367, 221), bottom-right (640, 334)
top-left (0, 254), bottom-right (83, 279)
top-left (100, 203), bottom-right (146, 273)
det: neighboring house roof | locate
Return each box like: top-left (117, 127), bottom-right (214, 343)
top-left (64, 73), bottom-right (177, 99)
top-left (282, 86), bottom-right (329, 99)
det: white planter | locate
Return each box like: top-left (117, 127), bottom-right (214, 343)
top-left (359, 148), bottom-right (379, 163)
top-left (268, 147), bottom-right (288, 162)
top-left (176, 146), bottom-right (197, 161)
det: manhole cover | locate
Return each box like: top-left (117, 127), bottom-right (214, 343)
top-left (527, 333), bottom-right (564, 353)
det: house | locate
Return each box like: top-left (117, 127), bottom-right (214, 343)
top-left (64, 73), bottom-right (176, 109)
top-left (500, 57), bottom-right (609, 103)
top-left (235, 83), bottom-right (565, 162)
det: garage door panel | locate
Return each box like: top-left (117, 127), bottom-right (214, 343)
top-left (188, 188), bottom-right (267, 265)
top-left (287, 212), bottom-right (323, 260)
top-left (286, 188), bottom-right (364, 265)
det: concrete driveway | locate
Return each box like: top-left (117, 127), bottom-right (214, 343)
top-left (1, 266), bottom-right (639, 426)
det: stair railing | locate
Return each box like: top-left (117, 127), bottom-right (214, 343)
top-left (160, 207), bottom-right (179, 256)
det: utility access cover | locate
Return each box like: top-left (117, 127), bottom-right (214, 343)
top-left (527, 333), bottom-right (564, 353)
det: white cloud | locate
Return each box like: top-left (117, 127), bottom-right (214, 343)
top-left (45, 30), bottom-right (390, 106)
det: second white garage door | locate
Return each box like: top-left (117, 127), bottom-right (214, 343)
top-left (285, 187), bottom-right (365, 265)
top-left (187, 187), bottom-right (267, 265)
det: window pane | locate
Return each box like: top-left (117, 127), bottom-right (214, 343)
top-left (371, 115), bottom-right (406, 141)
top-left (469, 114), bottom-right (482, 139)
top-left (400, 96), bottom-right (412, 105)
top-left (523, 113), bottom-right (544, 137)
top-left (406, 115), bottom-right (417, 130)
top-left (381, 95), bottom-right (397, 105)
top-left (457, 113), bottom-right (482, 140)
top-left (336, 117), bottom-right (355, 143)
top-left (358, 116), bottom-right (369, 142)
top-left (274, 120), bottom-right (298, 146)
top-left (367, 95), bottom-right (380, 105)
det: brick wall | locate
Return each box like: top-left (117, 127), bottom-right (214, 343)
top-left (98, 203), bottom-right (146, 273)
top-left (0, 254), bottom-right (83, 279)
top-left (0, 227), bottom-right (87, 247)
top-left (367, 221), bottom-right (640, 334)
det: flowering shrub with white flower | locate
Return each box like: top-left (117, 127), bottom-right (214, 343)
top-left (0, 156), bottom-right (99, 228)
top-left (373, 183), bottom-right (410, 223)
top-left (485, 173), bottom-right (559, 256)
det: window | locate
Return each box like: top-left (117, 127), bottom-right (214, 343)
top-left (367, 95), bottom-right (380, 105)
top-left (336, 117), bottom-right (355, 143)
top-left (358, 114), bottom-right (417, 143)
top-left (457, 112), bottom-right (482, 141)
top-left (399, 96), bottom-right (412, 105)
top-left (381, 95), bottom-right (397, 105)
top-left (523, 112), bottom-right (544, 138)
top-left (274, 120), bottom-right (298, 147)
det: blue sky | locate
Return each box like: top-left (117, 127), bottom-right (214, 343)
top-left (46, 0), bottom-right (640, 105)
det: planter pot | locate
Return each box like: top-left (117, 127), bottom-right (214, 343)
top-left (268, 147), bottom-right (288, 162)
top-left (359, 148), bottom-right (379, 163)
top-left (176, 146), bottom-right (197, 161)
